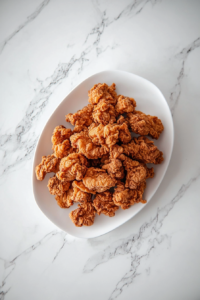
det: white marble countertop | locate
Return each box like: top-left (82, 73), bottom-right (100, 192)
top-left (0, 0), bottom-right (200, 299)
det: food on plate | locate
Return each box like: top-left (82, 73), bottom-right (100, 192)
top-left (35, 82), bottom-right (164, 227)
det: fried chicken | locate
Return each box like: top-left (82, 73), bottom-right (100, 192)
top-left (69, 202), bottom-right (96, 227)
top-left (72, 180), bottom-right (96, 194)
top-left (54, 139), bottom-right (75, 159)
top-left (35, 154), bottom-right (60, 181)
top-left (66, 104), bottom-right (94, 133)
top-left (109, 144), bottom-right (124, 159)
top-left (104, 122), bottom-right (131, 146)
top-left (119, 154), bottom-right (154, 189)
top-left (115, 95), bottom-right (136, 114)
top-left (72, 181), bottom-right (92, 203)
top-left (117, 115), bottom-right (129, 126)
top-left (56, 153), bottom-right (88, 181)
top-left (128, 111), bottom-right (164, 139)
top-left (88, 123), bottom-right (105, 145)
top-left (47, 176), bottom-right (70, 196)
top-left (70, 130), bottom-right (109, 159)
top-left (102, 158), bottom-right (124, 180)
top-left (82, 167), bottom-right (117, 193)
top-left (122, 136), bottom-right (163, 164)
top-left (92, 100), bottom-right (116, 125)
top-left (88, 83), bottom-right (117, 105)
top-left (93, 191), bottom-right (119, 217)
top-left (113, 181), bottom-right (146, 210)
top-left (51, 125), bottom-right (72, 148)
top-left (55, 187), bottom-right (74, 208)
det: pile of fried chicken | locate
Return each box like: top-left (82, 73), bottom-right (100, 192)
top-left (35, 83), bottom-right (164, 227)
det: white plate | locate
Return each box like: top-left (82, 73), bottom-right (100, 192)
top-left (32, 70), bottom-right (174, 239)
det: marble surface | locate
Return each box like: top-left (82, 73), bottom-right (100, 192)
top-left (0, 0), bottom-right (200, 299)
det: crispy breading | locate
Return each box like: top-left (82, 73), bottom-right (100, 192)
top-left (51, 125), bottom-right (72, 148)
top-left (113, 181), bottom-right (146, 210)
top-left (65, 104), bottom-right (94, 133)
top-left (47, 176), bottom-right (70, 196)
top-left (88, 123), bottom-right (105, 145)
top-left (93, 191), bottom-right (119, 217)
top-left (72, 182), bottom-right (92, 203)
top-left (117, 115), bottom-right (129, 126)
top-left (115, 95), bottom-right (136, 114)
top-left (128, 111), bottom-right (164, 139)
top-left (102, 159), bottom-right (124, 180)
top-left (69, 202), bottom-right (96, 227)
top-left (122, 136), bottom-right (164, 164)
top-left (55, 187), bottom-right (74, 208)
top-left (82, 167), bottom-right (117, 193)
top-left (104, 122), bottom-right (131, 146)
top-left (54, 139), bottom-right (75, 159)
top-left (35, 154), bottom-right (60, 181)
top-left (109, 144), bottom-right (124, 159)
top-left (56, 153), bottom-right (88, 181)
top-left (88, 83), bottom-right (117, 105)
top-left (70, 130), bottom-right (109, 159)
top-left (119, 154), bottom-right (153, 189)
top-left (72, 180), bottom-right (96, 194)
top-left (92, 100), bottom-right (116, 125)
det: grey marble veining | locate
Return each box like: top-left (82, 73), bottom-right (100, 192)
top-left (0, 0), bottom-right (200, 299)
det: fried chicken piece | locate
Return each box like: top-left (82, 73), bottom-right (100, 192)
top-left (82, 167), bottom-right (117, 193)
top-left (72, 181), bottom-right (92, 203)
top-left (70, 130), bottom-right (109, 159)
top-left (92, 100), bottom-right (116, 125)
top-left (128, 111), bottom-right (164, 139)
top-left (51, 125), bottom-right (72, 149)
top-left (122, 136), bottom-right (163, 164)
top-left (35, 154), bottom-right (60, 181)
top-left (119, 154), bottom-right (153, 189)
top-left (55, 187), bottom-right (74, 208)
top-left (115, 95), bottom-right (136, 114)
top-left (93, 191), bottom-right (119, 217)
top-left (56, 153), bottom-right (88, 181)
top-left (54, 139), bottom-right (75, 159)
top-left (88, 83), bottom-right (117, 105)
top-left (65, 104), bottom-right (94, 133)
top-left (88, 123), bottom-right (105, 145)
top-left (102, 159), bottom-right (124, 180)
top-left (69, 202), bottom-right (96, 227)
top-left (72, 180), bottom-right (96, 194)
top-left (113, 181), bottom-right (146, 210)
top-left (117, 115), bottom-right (129, 126)
top-left (104, 123), bottom-right (131, 146)
top-left (47, 176), bottom-right (70, 196)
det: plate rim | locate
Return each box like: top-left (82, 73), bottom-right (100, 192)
top-left (32, 69), bottom-right (174, 239)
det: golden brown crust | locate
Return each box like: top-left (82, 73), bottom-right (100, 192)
top-left (102, 159), bottom-right (124, 180)
top-left (72, 183), bottom-right (92, 203)
top-left (93, 191), bottom-right (119, 217)
top-left (122, 136), bottom-right (164, 164)
top-left (88, 83), bottom-right (117, 105)
top-left (115, 95), bottom-right (136, 114)
top-left (113, 181), bottom-right (146, 210)
top-left (47, 176), bottom-right (70, 196)
top-left (65, 104), bottom-right (94, 133)
top-left (82, 167), bottom-right (117, 193)
top-left (55, 187), bottom-right (74, 208)
top-left (69, 202), bottom-right (96, 227)
top-left (57, 153), bottom-right (88, 181)
top-left (35, 154), bottom-right (60, 181)
top-left (128, 111), bottom-right (164, 139)
top-left (51, 126), bottom-right (72, 148)
top-left (92, 100), bottom-right (117, 125)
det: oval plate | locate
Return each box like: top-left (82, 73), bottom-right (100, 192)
top-left (32, 70), bottom-right (174, 239)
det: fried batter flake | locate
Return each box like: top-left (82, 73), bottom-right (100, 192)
top-left (82, 167), bottom-right (117, 193)
top-left (115, 95), bottom-right (136, 114)
top-left (128, 111), bottom-right (164, 139)
top-left (35, 154), bottom-right (60, 181)
top-left (93, 191), bottom-right (119, 217)
top-left (69, 202), bottom-right (96, 227)
top-left (122, 136), bottom-right (164, 164)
